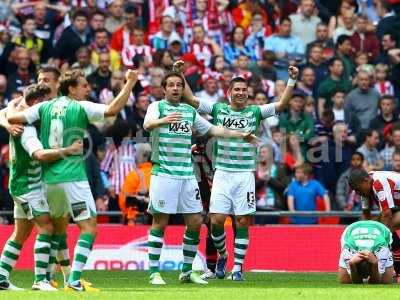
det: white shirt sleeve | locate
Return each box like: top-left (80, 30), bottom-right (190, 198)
top-left (20, 126), bottom-right (44, 158)
top-left (143, 101), bottom-right (160, 126)
top-left (260, 103), bottom-right (276, 119)
top-left (24, 102), bottom-right (46, 124)
top-left (197, 97), bottom-right (213, 115)
top-left (193, 112), bottom-right (213, 136)
top-left (79, 101), bottom-right (107, 123)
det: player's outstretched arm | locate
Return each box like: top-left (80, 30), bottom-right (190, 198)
top-left (32, 140), bottom-right (83, 163)
top-left (104, 69), bottom-right (138, 117)
top-left (173, 60), bottom-right (200, 109)
top-left (274, 66), bottom-right (299, 113)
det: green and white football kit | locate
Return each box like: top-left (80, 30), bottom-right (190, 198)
top-left (198, 99), bottom-right (276, 215)
top-left (23, 96), bottom-right (106, 222)
top-left (9, 125), bottom-right (47, 220)
top-left (145, 100), bottom-right (212, 214)
top-left (339, 220), bottom-right (393, 274)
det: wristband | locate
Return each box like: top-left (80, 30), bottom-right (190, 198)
top-left (287, 78), bottom-right (297, 87)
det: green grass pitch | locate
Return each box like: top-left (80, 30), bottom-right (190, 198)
top-left (1, 271), bottom-right (400, 300)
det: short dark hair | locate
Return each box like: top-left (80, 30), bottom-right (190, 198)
top-left (124, 4), bottom-right (136, 14)
top-left (365, 128), bottom-right (379, 139)
top-left (37, 66), bottom-right (61, 80)
top-left (24, 83), bottom-right (51, 105)
top-left (90, 9), bottom-right (106, 19)
top-left (332, 88), bottom-right (346, 96)
top-left (336, 35), bottom-right (351, 48)
top-left (280, 17), bottom-right (291, 24)
top-left (356, 260), bottom-right (372, 279)
top-left (352, 151), bottom-right (364, 162)
top-left (393, 150), bottom-right (400, 158)
top-left (380, 94), bottom-right (396, 103)
top-left (59, 69), bottom-right (85, 96)
top-left (328, 57), bottom-right (343, 67)
top-left (161, 71), bottom-right (185, 89)
top-left (94, 28), bottom-right (109, 36)
top-left (383, 31), bottom-right (397, 42)
top-left (229, 77), bottom-right (248, 90)
top-left (262, 50), bottom-right (276, 61)
top-left (356, 13), bottom-right (369, 21)
top-left (72, 9), bottom-right (88, 21)
top-left (296, 163), bottom-right (313, 175)
top-left (348, 169), bottom-right (369, 191)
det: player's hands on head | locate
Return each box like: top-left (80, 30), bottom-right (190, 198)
top-left (173, 60), bottom-right (185, 74)
top-left (349, 252), bottom-right (365, 265)
top-left (7, 124), bottom-right (24, 137)
top-left (288, 66), bottom-right (299, 80)
top-left (359, 251), bottom-right (378, 265)
top-left (67, 139), bottom-right (84, 155)
top-left (161, 112), bottom-right (182, 124)
top-left (125, 69), bottom-right (138, 82)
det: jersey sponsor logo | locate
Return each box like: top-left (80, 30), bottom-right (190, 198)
top-left (158, 200), bottom-right (165, 208)
top-left (71, 202), bottom-right (88, 219)
top-left (222, 117), bottom-right (249, 129)
top-left (168, 121), bottom-right (191, 134)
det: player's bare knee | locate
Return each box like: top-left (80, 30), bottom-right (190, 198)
top-left (210, 214), bottom-right (225, 227)
top-left (38, 220), bottom-right (54, 236)
top-left (11, 228), bottom-right (31, 244)
top-left (185, 214), bottom-right (202, 231)
top-left (235, 215), bottom-right (251, 228)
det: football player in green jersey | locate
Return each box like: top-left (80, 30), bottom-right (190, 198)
top-left (0, 84), bottom-right (82, 291)
top-left (8, 69), bottom-right (138, 292)
top-left (338, 220), bottom-right (393, 284)
top-left (174, 60), bottom-right (298, 280)
top-left (144, 71), bottom-right (258, 285)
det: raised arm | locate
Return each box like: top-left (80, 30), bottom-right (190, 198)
top-left (173, 60), bottom-right (200, 109)
top-left (104, 69), bottom-right (138, 117)
top-left (7, 98), bottom-right (30, 124)
top-left (274, 66), bottom-right (299, 113)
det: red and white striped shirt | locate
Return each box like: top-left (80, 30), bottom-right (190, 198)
top-left (189, 42), bottom-right (214, 67)
top-left (100, 141), bottom-right (136, 195)
top-left (364, 171), bottom-right (400, 211)
top-left (374, 81), bottom-right (394, 96)
top-left (121, 44), bottom-right (153, 68)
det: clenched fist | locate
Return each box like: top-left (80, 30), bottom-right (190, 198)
top-left (288, 66), bottom-right (299, 80)
top-left (173, 60), bottom-right (185, 74)
top-left (125, 69), bottom-right (138, 82)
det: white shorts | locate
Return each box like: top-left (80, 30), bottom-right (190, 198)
top-left (338, 247), bottom-right (393, 274)
top-left (210, 169), bottom-right (255, 215)
top-left (13, 186), bottom-right (49, 220)
top-left (46, 181), bottom-right (96, 222)
top-left (148, 175), bottom-right (203, 214)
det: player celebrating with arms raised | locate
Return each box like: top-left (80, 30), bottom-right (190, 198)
top-left (0, 84), bottom-right (82, 291)
top-left (8, 69), bottom-right (138, 292)
top-left (174, 60), bottom-right (298, 280)
top-left (144, 71), bottom-right (258, 285)
top-left (338, 220), bottom-right (393, 284)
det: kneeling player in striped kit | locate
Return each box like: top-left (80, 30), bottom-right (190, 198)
top-left (0, 84), bottom-right (83, 291)
top-left (144, 71), bottom-right (258, 285)
top-left (176, 60), bottom-right (298, 280)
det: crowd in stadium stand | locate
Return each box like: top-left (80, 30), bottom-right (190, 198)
top-left (0, 0), bottom-right (400, 225)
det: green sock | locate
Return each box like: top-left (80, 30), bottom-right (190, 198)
top-left (0, 240), bottom-right (22, 281)
top-left (211, 225), bottom-right (227, 258)
top-left (46, 235), bottom-right (61, 281)
top-left (182, 229), bottom-right (200, 273)
top-left (233, 227), bottom-right (249, 273)
top-left (68, 233), bottom-right (95, 284)
top-left (34, 234), bottom-right (51, 282)
top-left (148, 228), bottom-right (164, 275)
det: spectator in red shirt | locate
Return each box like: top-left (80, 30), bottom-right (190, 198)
top-left (350, 14), bottom-right (380, 61)
top-left (110, 5), bottom-right (137, 52)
